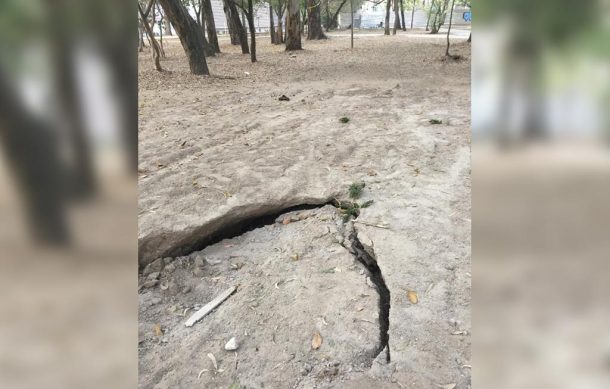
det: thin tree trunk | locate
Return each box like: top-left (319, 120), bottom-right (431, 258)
top-left (467, 32), bottom-right (471, 42)
top-left (246, 0), bottom-right (256, 62)
top-left (224, 2), bottom-right (240, 44)
top-left (445, 0), bottom-right (455, 56)
top-left (393, 0), bottom-right (400, 34)
top-left (226, 0), bottom-right (250, 53)
top-left (384, 0), bottom-right (391, 35)
top-left (426, 0), bottom-right (434, 31)
top-left (327, 0), bottom-right (348, 31)
top-left (307, 0), bottom-right (326, 40)
top-left (285, 0), bottom-right (302, 50)
top-left (270, 5), bottom-right (277, 43)
top-left (400, 0), bottom-right (406, 30)
top-left (410, 2), bottom-right (415, 29)
top-left (157, 0), bottom-right (210, 75)
top-left (155, 2), bottom-right (166, 57)
top-left (139, 24), bottom-right (146, 51)
top-left (139, 3), bottom-right (164, 71)
top-left (202, 0), bottom-right (221, 53)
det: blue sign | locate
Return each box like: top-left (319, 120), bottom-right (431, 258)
top-left (463, 11), bottom-right (472, 22)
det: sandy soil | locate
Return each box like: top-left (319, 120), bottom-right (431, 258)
top-left (139, 31), bottom-right (471, 388)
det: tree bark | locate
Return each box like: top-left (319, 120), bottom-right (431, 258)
top-left (393, 0), bottom-right (400, 34)
top-left (426, 0), bottom-right (434, 31)
top-left (246, 0), bottom-right (257, 62)
top-left (139, 3), bottom-right (164, 71)
top-left (270, 5), bottom-right (277, 43)
top-left (0, 68), bottom-right (70, 245)
top-left (224, 2), bottom-right (240, 44)
top-left (158, 0), bottom-right (210, 74)
top-left (410, 2), bottom-right (415, 29)
top-left (225, 0), bottom-right (250, 53)
top-left (202, 0), bottom-right (221, 53)
top-left (285, 0), bottom-right (302, 50)
top-left (307, 0), bottom-right (326, 40)
top-left (327, 0), bottom-right (348, 31)
top-left (384, 0), bottom-right (391, 35)
top-left (445, 0), bottom-right (455, 56)
top-left (400, 0), bottom-right (406, 30)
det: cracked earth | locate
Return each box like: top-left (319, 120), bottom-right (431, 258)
top-left (139, 32), bottom-right (471, 388)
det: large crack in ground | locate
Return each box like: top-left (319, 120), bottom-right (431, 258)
top-left (343, 231), bottom-right (392, 362)
top-left (148, 200), bottom-right (391, 364)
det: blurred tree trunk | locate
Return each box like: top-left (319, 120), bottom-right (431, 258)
top-left (285, 0), bottom-right (302, 50)
top-left (327, 0), bottom-right (347, 31)
top-left (393, 0), bottom-right (400, 34)
top-left (225, 0), bottom-right (250, 53)
top-left (385, 0), bottom-right (391, 35)
top-left (202, 0), bottom-right (221, 53)
top-left (270, 5), bottom-right (277, 43)
top-left (158, 0), bottom-right (210, 74)
top-left (0, 69), bottom-right (70, 244)
top-left (400, 0), bottom-right (406, 30)
top-left (224, 1), bottom-right (240, 44)
top-left (307, 0), bottom-right (326, 40)
top-left (245, 0), bottom-right (257, 62)
top-left (139, 2), bottom-right (164, 71)
top-left (410, 2), bottom-right (415, 29)
top-left (276, 6), bottom-right (285, 43)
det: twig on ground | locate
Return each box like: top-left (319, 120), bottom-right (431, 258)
top-left (185, 285), bottom-right (237, 327)
top-left (354, 220), bottom-right (390, 229)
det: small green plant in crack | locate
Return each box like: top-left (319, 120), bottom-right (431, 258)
top-left (336, 183), bottom-right (375, 222)
top-left (429, 118), bottom-right (442, 125)
top-left (348, 181), bottom-right (366, 199)
top-left (339, 116), bottom-right (350, 123)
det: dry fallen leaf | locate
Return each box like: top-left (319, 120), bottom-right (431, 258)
top-left (311, 331), bottom-right (323, 350)
top-left (207, 353), bottom-right (218, 371)
top-left (407, 290), bottom-right (418, 304)
top-left (438, 384), bottom-right (456, 389)
top-left (154, 324), bottom-right (163, 337)
top-left (290, 253), bottom-right (299, 261)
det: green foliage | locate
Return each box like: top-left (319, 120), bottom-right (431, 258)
top-left (429, 118), bottom-right (442, 124)
top-left (348, 182), bottom-right (365, 199)
top-left (339, 116), bottom-right (350, 123)
top-left (360, 200), bottom-right (374, 208)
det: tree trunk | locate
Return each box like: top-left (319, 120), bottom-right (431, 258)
top-left (155, 3), bottom-right (166, 58)
top-left (285, 0), bottom-right (302, 50)
top-left (307, 0), bottom-right (326, 40)
top-left (270, 5), bottom-right (277, 43)
top-left (445, 0), bottom-right (455, 57)
top-left (327, 0), bottom-right (348, 31)
top-left (157, 0), bottom-right (210, 75)
top-left (400, 0), bottom-right (406, 30)
top-left (393, 0), bottom-right (400, 34)
top-left (224, 2), bottom-right (240, 44)
top-left (139, 24), bottom-right (146, 51)
top-left (202, 0), bottom-right (221, 53)
top-left (384, 0), bottom-right (391, 35)
top-left (225, 0), bottom-right (250, 53)
top-left (426, 0), bottom-right (434, 31)
top-left (0, 68), bottom-right (70, 245)
top-left (277, 19), bottom-right (284, 43)
top-left (246, 0), bottom-right (257, 62)
top-left (139, 4), bottom-right (164, 71)
top-left (410, 3), bottom-right (415, 29)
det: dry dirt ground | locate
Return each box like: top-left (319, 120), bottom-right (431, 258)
top-left (139, 31), bottom-right (471, 388)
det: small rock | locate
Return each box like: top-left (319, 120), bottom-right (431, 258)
top-left (357, 231), bottom-right (374, 257)
top-left (163, 257), bottom-right (173, 265)
top-left (142, 280), bottom-right (158, 289)
top-left (181, 286), bottom-right (191, 294)
top-left (164, 263), bottom-right (176, 273)
top-left (278, 95), bottom-right (290, 101)
top-left (150, 297), bottom-right (162, 305)
top-left (366, 276), bottom-right (375, 288)
top-left (143, 258), bottom-right (164, 276)
top-left (225, 337), bottom-right (238, 351)
top-left (194, 256), bottom-right (205, 268)
top-left (146, 272), bottom-right (160, 281)
top-left (193, 267), bottom-right (205, 277)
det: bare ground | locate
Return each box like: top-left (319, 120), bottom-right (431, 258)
top-left (139, 31), bottom-right (471, 388)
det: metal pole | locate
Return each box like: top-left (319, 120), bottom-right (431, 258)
top-left (350, 0), bottom-right (354, 48)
